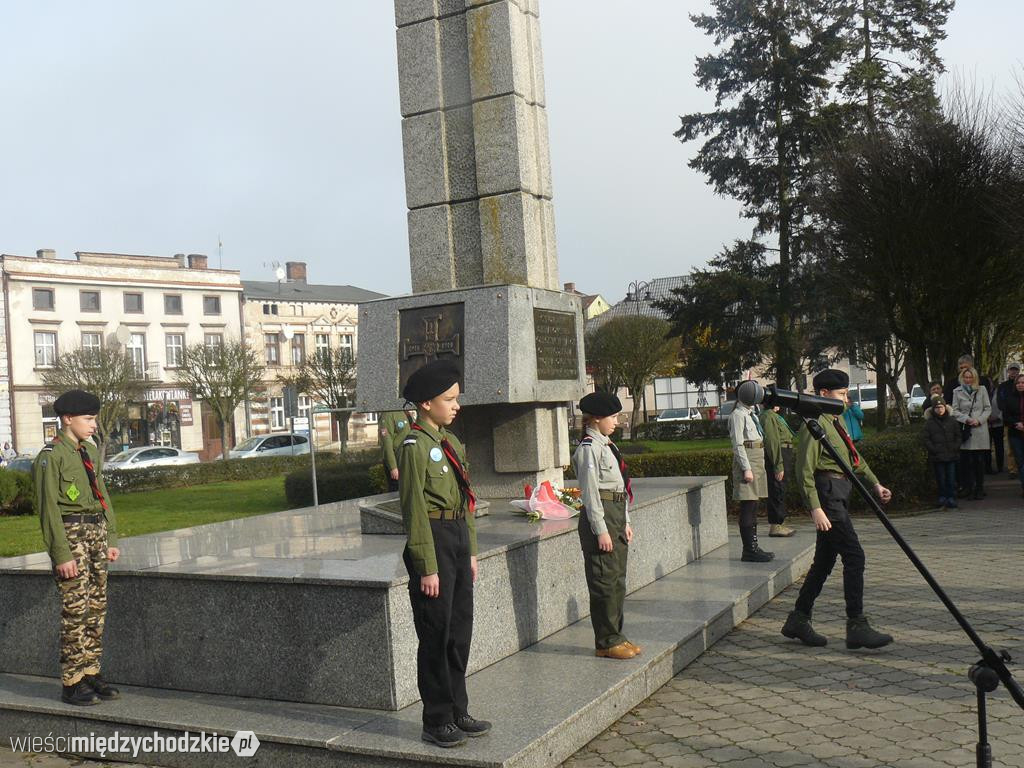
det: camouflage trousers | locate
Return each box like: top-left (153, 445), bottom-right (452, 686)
top-left (54, 521), bottom-right (108, 686)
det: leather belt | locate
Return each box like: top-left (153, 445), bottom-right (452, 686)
top-left (62, 514), bottom-right (102, 524)
top-left (743, 440), bottom-right (763, 449)
top-left (427, 509), bottom-right (465, 520)
top-left (814, 471), bottom-right (846, 481)
top-left (599, 490), bottom-right (627, 502)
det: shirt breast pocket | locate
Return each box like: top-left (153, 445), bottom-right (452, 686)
top-left (424, 461), bottom-right (449, 492)
top-left (57, 469), bottom-right (82, 507)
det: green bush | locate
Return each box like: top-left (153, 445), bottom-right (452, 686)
top-left (569, 425), bottom-right (931, 512)
top-left (103, 450), bottom-right (376, 494)
top-left (631, 420), bottom-right (731, 442)
top-left (284, 461), bottom-right (387, 507)
top-left (0, 468), bottom-right (34, 515)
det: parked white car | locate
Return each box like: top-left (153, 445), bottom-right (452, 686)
top-left (229, 433), bottom-right (310, 459)
top-left (905, 384), bottom-right (927, 414)
top-left (848, 384), bottom-right (878, 411)
top-left (657, 407), bottom-right (702, 422)
top-left (105, 446), bottom-right (200, 470)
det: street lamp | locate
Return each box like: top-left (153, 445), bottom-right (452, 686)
top-left (626, 279), bottom-right (652, 430)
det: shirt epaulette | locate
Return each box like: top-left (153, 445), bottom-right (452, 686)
top-left (40, 445), bottom-right (54, 453)
top-left (402, 437), bottom-right (418, 446)
top-left (580, 436), bottom-right (594, 446)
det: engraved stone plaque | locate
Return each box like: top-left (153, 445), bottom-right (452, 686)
top-left (399, 303), bottom-right (465, 395)
top-left (534, 308), bottom-right (579, 381)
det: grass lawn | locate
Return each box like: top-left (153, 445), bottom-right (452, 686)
top-left (624, 438), bottom-right (732, 453)
top-left (0, 476), bottom-right (290, 559)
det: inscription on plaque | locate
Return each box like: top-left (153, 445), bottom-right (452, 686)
top-left (534, 308), bottom-right (579, 381)
top-left (399, 303), bottom-right (465, 395)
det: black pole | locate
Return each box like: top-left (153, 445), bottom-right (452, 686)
top-left (801, 416), bottom-right (1023, 739)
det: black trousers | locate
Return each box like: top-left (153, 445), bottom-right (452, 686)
top-left (986, 427), bottom-right (1004, 473)
top-left (403, 518), bottom-right (474, 727)
top-left (795, 474), bottom-right (866, 619)
top-left (764, 446), bottom-right (793, 525)
top-left (961, 450), bottom-right (986, 494)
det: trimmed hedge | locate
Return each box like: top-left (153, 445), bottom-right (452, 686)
top-left (103, 450), bottom-right (377, 494)
top-left (570, 425), bottom-right (932, 512)
top-left (0, 468), bottom-right (34, 515)
top-left (631, 420), bottom-right (731, 442)
top-left (284, 461), bottom-right (388, 507)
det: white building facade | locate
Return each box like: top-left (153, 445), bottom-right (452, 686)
top-left (242, 262), bottom-right (385, 447)
top-left (2, 250), bottom-right (245, 459)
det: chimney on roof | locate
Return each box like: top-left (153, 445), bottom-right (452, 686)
top-left (36, 249), bottom-right (56, 259)
top-left (286, 261), bottom-right (307, 283)
top-left (187, 253), bottom-right (208, 270)
top-left (174, 253), bottom-right (187, 267)
top-left (563, 282), bottom-right (576, 293)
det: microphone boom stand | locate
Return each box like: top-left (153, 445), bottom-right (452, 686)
top-left (802, 414), bottom-right (1024, 768)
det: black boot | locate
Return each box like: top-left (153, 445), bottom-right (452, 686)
top-left (740, 525), bottom-right (774, 562)
top-left (84, 673), bottom-right (120, 700)
top-left (846, 615), bottom-right (893, 649)
top-left (455, 714), bottom-right (492, 737)
top-left (781, 610), bottom-right (827, 646)
top-left (421, 722), bottom-right (467, 748)
top-left (61, 681), bottom-right (101, 706)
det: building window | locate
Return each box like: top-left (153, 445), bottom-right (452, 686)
top-left (315, 333), bottom-right (330, 358)
top-left (291, 333), bottom-right (305, 366)
top-left (269, 397), bottom-right (285, 430)
top-left (81, 331), bottom-right (102, 356)
top-left (127, 333), bottom-right (146, 377)
top-left (204, 333), bottom-right (224, 351)
top-left (34, 331), bottom-right (57, 367)
top-left (364, 412), bottom-right (379, 424)
top-left (165, 333), bottom-right (184, 367)
top-left (124, 292), bottom-right (144, 313)
top-left (262, 303), bottom-right (278, 315)
top-left (203, 295), bottom-right (221, 315)
top-left (32, 288), bottom-right (55, 311)
top-left (264, 333), bottom-right (280, 365)
top-left (164, 294), bottom-right (183, 315)
top-left (339, 333), bottom-right (353, 360)
top-left (297, 395), bottom-right (311, 420)
top-left (80, 291), bottom-right (101, 312)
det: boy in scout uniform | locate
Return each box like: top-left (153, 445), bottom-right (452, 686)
top-left (729, 397), bottom-right (774, 562)
top-left (781, 370), bottom-right (894, 650)
top-left (380, 407), bottom-right (416, 492)
top-left (574, 391), bottom-right (640, 660)
top-left (34, 390), bottom-right (121, 705)
top-left (398, 360), bottom-right (490, 748)
top-left (760, 405), bottom-right (796, 537)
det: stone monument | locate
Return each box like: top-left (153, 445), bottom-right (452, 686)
top-left (357, 0), bottom-right (584, 497)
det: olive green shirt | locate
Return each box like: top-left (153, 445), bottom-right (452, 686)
top-left (398, 418), bottom-right (478, 577)
top-left (759, 409), bottom-right (796, 468)
top-left (34, 433), bottom-right (117, 565)
top-left (379, 410), bottom-right (414, 472)
top-left (796, 415), bottom-right (879, 510)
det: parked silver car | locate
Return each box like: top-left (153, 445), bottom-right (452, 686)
top-left (229, 433), bottom-right (310, 459)
top-left (105, 446), bottom-right (200, 470)
top-left (657, 407), bottom-right (702, 422)
top-left (4, 456), bottom-right (34, 474)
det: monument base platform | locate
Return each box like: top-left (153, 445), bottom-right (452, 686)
top-left (0, 533), bottom-right (814, 767)
top-left (0, 478), bottom-right (727, 710)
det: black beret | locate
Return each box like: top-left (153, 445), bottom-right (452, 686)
top-left (53, 389), bottom-right (101, 416)
top-left (812, 369), bottom-right (849, 392)
top-left (579, 391), bottom-right (622, 417)
top-left (402, 359), bottom-right (461, 403)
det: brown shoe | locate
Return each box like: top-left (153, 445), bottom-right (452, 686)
top-left (769, 524), bottom-right (795, 537)
top-left (624, 641), bottom-right (643, 655)
top-left (595, 642), bottom-right (636, 659)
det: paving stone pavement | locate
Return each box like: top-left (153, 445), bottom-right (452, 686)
top-left (563, 480), bottom-right (1024, 768)
top-left (4, 484), bottom-right (1022, 768)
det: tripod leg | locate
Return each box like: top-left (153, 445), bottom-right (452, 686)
top-left (976, 689), bottom-right (991, 768)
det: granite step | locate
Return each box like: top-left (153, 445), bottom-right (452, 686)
top-left (0, 533), bottom-right (814, 768)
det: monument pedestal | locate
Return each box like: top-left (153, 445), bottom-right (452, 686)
top-left (0, 479), bottom-right (725, 710)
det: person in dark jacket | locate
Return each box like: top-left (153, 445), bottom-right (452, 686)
top-left (1001, 373), bottom-right (1024, 497)
top-left (922, 399), bottom-right (961, 509)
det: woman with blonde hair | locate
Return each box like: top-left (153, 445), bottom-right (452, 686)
top-left (952, 366), bottom-right (991, 500)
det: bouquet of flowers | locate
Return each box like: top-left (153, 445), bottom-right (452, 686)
top-left (510, 481), bottom-right (582, 522)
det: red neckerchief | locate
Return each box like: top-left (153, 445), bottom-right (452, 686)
top-left (832, 418), bottom-right (861, 468)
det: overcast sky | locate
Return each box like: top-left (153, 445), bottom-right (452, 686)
top-left (1, 2), bottom-right (1021, 303)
